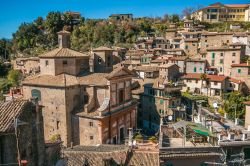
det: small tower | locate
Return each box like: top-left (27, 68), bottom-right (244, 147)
top-left (58, 30), bottom-right (71, 48)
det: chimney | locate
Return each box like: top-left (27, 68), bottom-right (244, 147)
top-left (58, 30), bottom-right (71, 48)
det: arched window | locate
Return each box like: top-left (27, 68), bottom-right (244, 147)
top-left (31, 89), bottom-right (41, 101)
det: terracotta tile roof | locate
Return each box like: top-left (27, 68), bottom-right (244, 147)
top-left (184, 38), bottom-right (199, 42)
top-left (233, 33), bottom-right (247, 37)
top-left (186, 58), bottom-right (206, 62)
top-left (93, 46), bottom-right (113, 51)
top-left (39, 48), bottom-right (89, 58)
top-left (229, 78), bottom-right (243, 84)
top-left (230, 42), bottom-right (246, 46)
top-left (106, 66), bottom-right (132, 79)
top-left (168, 56), bottom-right (188, 61)
top-left (206, 47), bottom-right (241, 51)
top-left (151, 59), bottom-right (167, 63)
top-left (0, 100), bottom-right (31, 133)
top-left (159, 63), bottom-right (179, 69)
top-left (231, 63), bottom-right (250, 67)
top-left (181, 73), bottom-right (227, 82)
top-left (134, 66), bottom-right (159, 72)
top-left (23, 74), bottom-right (79, 87)
top-left (225, 4), bottom-right (250, 8)
top-left (201, 32), bottom-right (217, 36)
top-left (218, 32), bottom-right (233, 35)
top-left (78, 73), bottom-right (109, 86)
top-left (164, 48), bottom-right (184, 52)
top-left (244, 101), bottom-right (250, 105)
top-left (123, 60), bottom-right (140, 65)
top-left (23, 67), bottom-right (132, 87)
top-left (126, 50), bottom-right (145, 56)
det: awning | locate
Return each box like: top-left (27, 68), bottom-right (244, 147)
top-left (193, 129), bottom-right (209, 137)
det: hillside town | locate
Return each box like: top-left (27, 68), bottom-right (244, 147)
top-left (2, 2), bottom-right (250, 166)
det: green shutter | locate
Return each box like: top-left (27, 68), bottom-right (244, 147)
top-left (160, 99), bottom-right (164, 105)
top-left (238, 69), bottom-right (241, 73)
top-left (194, 67), bottom-right (197, 72)
top-left (31, 89), bottom-right (41, 101)
top-left (212, 53), bottom-right (215, 59)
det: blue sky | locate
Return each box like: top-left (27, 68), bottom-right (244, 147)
top-left (0, 0), bottom-right (249, 39)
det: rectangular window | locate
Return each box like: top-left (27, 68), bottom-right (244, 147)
top-left (56, 121), bottom-right (60, 130)
top-left (214, 82), bottom-right (218, 85)
top-left (90, 136), bottom-right (94, 140)
top-left (211, 60), bottom-right (215, 66)
top-left (45, 60), bottom-right (49, 66)
top-left (185, 45), bottom-right (188, 49)
top-left (212, 53), bottom-right (215, 59)
top-left (63, 60), bottom-right (68, 65)
top-left (98, 57), bottom-right (102, 64)
top-left (238, 69), bottom-right (241, 73)
top-left (220, 53), bottom-right (223, 57)
top-left (119, 89), bottom-right (124, 103)
top-left (232, 53), bottom-right (236, 56)
top-left (89, 122), bottom-right (93, 126)
top-left (220, 59), bottom-right (223, 64)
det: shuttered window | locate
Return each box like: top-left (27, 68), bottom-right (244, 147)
top-left (31, 89), bottom-right (41, 101)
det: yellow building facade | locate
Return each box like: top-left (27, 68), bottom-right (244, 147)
top-left (191, 3), bottom-right (250, 22)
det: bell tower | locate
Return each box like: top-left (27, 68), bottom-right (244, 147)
top-left (58, 30), bottom-right (71, 48)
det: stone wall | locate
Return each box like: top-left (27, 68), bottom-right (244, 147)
top-left (40, 58), bottom-right (56, 75)
top-left (23, 85), bottom-right (78, 147)
top-left (0, 103), bottom-right (45, 166)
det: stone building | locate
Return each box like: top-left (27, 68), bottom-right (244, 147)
top-left (185, 58), bottom-right (207, 74)
top-left (109, 14), bottom-right (133, 22)
top-left (138, 78), bottom-right (182, 133)
top-left (200, 32), bottom-right (233, 51)
top-left (134, 66), bottom-right (159, 79)
top-left (158, 64), bottom-right (180, 82)
top-left (180, 38), bottom-right (199, 56)
top-left (191, 3), bottom-right (250, 22)
top-left (22, 30), bottom-right (137, 147)
top-left (231, 63), bottom-right (250, 88)
top-left (244, 101), bottom-right (250, 129)
top-left (168, 56), bottom-right (188, 73)
top-left (203, 46), bottom-right (242, 76)
top-left (181, 73), bottom-right (227, 97)
top-left (90, 46), bottom-right (114, 73)
top-left (12, 57), bottom-right (40, 74)
top-left (0, 100), bottom-right (45, 166)
top-left (72, 67), bottom-right (137, 145)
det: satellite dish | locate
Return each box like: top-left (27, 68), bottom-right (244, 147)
top-left (168, 116), bottom-right (173, 121)
top-left (213, 103), bottom-right (218, 108)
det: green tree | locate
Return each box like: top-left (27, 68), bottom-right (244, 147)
top-left (45, 12), bottom-right (64, 46)
top-left (7, 70), bottom-right (21, 87)
top-left (224, 92), bottom-right (249, 120)
top-left (169, 14), bottom-right (180, 23)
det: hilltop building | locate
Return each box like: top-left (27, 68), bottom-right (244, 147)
top-left (191, 2), bottom-right (250, 22)
top-left (109, 14), bottom-right (133, 22)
